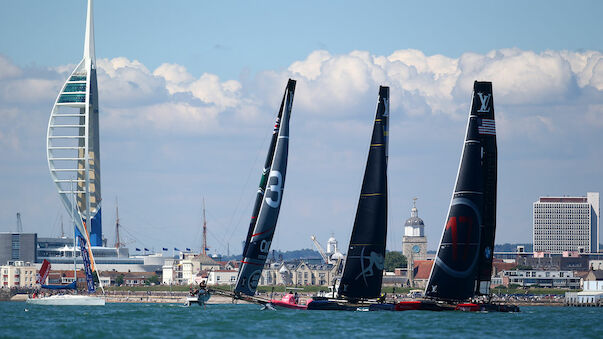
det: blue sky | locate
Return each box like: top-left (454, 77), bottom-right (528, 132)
top-left (1, 0), bottom-right (602, 254)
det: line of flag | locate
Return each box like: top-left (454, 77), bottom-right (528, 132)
top-left (478, 118), bottom-right (496, 135)
top-left (138, 247), bottom-right (207, 253)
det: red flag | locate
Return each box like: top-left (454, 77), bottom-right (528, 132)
top-left (37, 259), bottom-right (51, 284)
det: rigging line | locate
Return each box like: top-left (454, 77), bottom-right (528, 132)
top-left (206, 229), bottom-right (229, 253)
top-left (204, 209), bottom-right (233, 247)
top-left (225, 124), bottom-right (273, 244)
top-left (119, 223), bottom-right (170, 249)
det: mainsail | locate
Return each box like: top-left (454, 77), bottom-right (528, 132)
top-left (338, 86), bottom-right (389, 300)
top-left (425, 81), bottom-right (497, 301)
top-left (234, 79), bottom-right (296, 296)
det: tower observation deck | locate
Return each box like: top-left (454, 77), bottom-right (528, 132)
top-left (47, 0), bottom-right (102, 246)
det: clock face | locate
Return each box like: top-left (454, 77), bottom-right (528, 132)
top-left (412, 245), bottom-right (421, 253)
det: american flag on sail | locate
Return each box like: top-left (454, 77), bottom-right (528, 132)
top-left (273, 117), bottom-right (281, 134)
top-left (478, 118), bottom-right (495, 135)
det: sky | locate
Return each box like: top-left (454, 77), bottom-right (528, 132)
top-left (1, 0), bottom-right (602, 255)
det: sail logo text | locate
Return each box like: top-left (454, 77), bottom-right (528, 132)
top-left (477, 92), bottom-right (491, 113)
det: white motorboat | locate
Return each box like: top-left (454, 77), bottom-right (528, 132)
top-left (26, 294), bottom-right (105, 306)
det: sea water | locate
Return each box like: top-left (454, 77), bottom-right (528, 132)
top-left (1, 302), bottom-right (602, 338)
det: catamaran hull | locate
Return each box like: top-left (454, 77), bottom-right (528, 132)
top-left (392, 300), bottom-right (454, 311)
top-left (185, 292), bottom-right (211, 306)
top-left (371, 300), bottom-right (518, 312)
top-left (306, 299), bottom-right (366, 311)
top-left (26, 295), bottom-right (105, 306)
top-left (455, 303), bottom-right (520, 312)
top-left (269, 300), bottom-right (308, 310)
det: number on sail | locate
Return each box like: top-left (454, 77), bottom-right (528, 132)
top-left (265, 170), bottom-right (283, 208)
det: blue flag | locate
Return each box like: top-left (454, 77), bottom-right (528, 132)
top-left (186, 248), bottom-right (191, 251)
top-left (162, 248), bottom-right (168, 251)
top-left (174, 247), bottom-right (180, 251)
top-left (135, 248), bottom-right (141, 251)
top-left (144, 248), bottom-right (149, 251)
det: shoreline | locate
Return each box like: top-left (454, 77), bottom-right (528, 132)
top-left (7, 291), bottom-right (565, 307)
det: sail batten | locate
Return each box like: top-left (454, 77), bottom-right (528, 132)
top-left (338, 86), bottom-right (389, 300)
top-left (425, 81), bottom-right (496, 301)
top-left (235, 79), bottom-right (296, 296)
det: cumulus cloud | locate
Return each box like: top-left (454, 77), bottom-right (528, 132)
top-left (2, 49), bottom-right (603, 139)
top-left (2, 48), bottom-right (603, 252)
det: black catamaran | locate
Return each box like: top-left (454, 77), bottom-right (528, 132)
top-left (393, 81), bottom-right (517, 312)
top-left (233, 79), bottom-right (296, 297)
top-left (308, 86), bottom-right (389, 311)
top-left (425, 81), bottom-right (497, 301)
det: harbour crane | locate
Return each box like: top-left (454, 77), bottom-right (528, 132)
top-left (310, 235), bottom-right (330, 264)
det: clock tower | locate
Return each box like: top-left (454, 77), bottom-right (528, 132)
top-left (402, 198), bottom-right (427, 261)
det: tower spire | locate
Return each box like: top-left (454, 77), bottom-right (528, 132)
top-left (411, 197), bottom-right (418, 218)
top-left (83, 0), bottom-right (96, 65)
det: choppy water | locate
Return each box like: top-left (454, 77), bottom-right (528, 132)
top-left (1, 302), bottom-right (602, 338)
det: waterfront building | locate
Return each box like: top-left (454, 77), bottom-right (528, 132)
top-left (0, 233), bottom-right (37, 265)
top-left (255, 261), bottom-right (338, 287)
top-left (533, 192), bottom-right (600, 254)
top-left (207, 270), bottom-right (238, 285)
top-left (47, 0), bottom-right (103, 246)
top-left (500, 270), bottom-right (580, 289)
top-left (410, 260), bottom-right (433, 288)
top-left (402, 199), bottom-right (428, 261)
top-left (161, 253), bottom-right (220, 285)
top-left (565, 270), bottom-right (603, 306)
top-left (0, 261), bottom-right (37, 288)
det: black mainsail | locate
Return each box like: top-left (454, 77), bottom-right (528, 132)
top-left (234, 79), bottom-right (296, 296)
top-left (425, 81), bottom-right (497, 301)
top-left (338, 86), bottom-right (389, 300)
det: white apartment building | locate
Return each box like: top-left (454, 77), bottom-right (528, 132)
top-left (207, 270), bottom-right (238, 285)
top-left (1, 261), bottom-right (37, 288)
top-left (533, 192), bottom-right (600, 254)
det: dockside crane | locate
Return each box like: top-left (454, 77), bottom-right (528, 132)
top-left (310, 235), bottom-right (329, 264)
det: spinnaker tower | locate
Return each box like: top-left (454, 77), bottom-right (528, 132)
top-left (47, 0), bottom-right (102, 247)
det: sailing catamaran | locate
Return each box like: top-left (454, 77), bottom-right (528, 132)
top-left (307, 86), bottom-right (390, 311)
top-left (394, 81), bottom-right (518, 312)
top-left (230, 79), bottom-right (296, 298)
top-left (28, 183), bottom-right (105, 306)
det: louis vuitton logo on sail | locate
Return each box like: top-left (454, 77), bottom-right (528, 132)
top-left (477, 92), bottom-right (491, 113)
